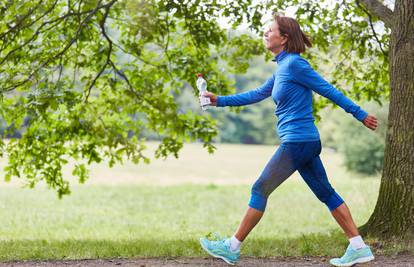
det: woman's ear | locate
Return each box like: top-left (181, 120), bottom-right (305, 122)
top-left (281, 34), bottom-right (288, 46)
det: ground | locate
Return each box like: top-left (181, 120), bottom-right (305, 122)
top-left (1, 255), bottom-right (414, 267)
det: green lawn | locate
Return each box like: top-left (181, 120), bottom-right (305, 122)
top-left (0, 142), bottom-right (384, 260)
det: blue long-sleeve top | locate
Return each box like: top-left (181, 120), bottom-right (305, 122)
top-left (217, 50), bottom-right (368, 142)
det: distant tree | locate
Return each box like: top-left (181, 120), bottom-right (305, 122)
top-left (319, 102), bottom-right (388, 175)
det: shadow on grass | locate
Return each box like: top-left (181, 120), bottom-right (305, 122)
top-left (0, 230), bottom-right (411, 262)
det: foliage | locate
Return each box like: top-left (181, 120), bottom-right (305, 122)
top-left (318, 102), bottom-right (388, 175)
top-left (0, 0), bottom-right (267, 196)
top-left (341, 128), bottom-right (385, 175)
top-left (339, 102), bottom-right (388, 175)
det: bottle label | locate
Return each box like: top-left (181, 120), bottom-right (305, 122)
top-left (199, 96), bottom-right (211, 106)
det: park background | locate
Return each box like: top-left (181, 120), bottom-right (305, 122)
top-left (0, 0), bottom-right (411, 263)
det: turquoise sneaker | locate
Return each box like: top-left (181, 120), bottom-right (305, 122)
top-left (330, 244), bottom-right (375, 266)
top-left (199, 233), bottom-right (240, 265)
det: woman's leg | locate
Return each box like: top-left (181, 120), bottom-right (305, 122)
top-left (233, 143), bottom-right (302, 242)
top-left (234, 207), bottom-right (264, 241)
top-left (331, 203), bottom-right (360, 238)
top-left (199, 144), bottom-right (295, 262)
top-left (296, 155), bottom-right (376, 265)
top-left (200, 142), bottom-right (332, 264)
top-left (297, 155), bottom-right (360, 237)
top-left (297, 151), bottom-right (375, 264)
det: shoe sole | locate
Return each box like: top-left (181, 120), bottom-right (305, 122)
top-left (330, 255), bottom-right (375, 266)
top-left (199, 238), bottom-right (237, 265)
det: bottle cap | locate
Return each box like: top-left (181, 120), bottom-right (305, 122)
top-left (197, 73), bottom-right (203, 77)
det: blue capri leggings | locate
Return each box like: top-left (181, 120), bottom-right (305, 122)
top-left (249, 140), bottom-right (344, 212)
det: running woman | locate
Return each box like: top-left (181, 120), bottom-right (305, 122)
top-left (199, 14), bottom-right (378, 266)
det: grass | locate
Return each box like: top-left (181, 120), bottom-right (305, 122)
top-left (0, 182), bottom-right (379, 260)
top-left (0, 141), bottom-right (402, 261)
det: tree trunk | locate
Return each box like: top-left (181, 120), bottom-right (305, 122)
top-left (359, 0), bottom-right (414, 241)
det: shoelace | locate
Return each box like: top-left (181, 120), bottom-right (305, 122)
top-left (205, 232), bottom-right (227, 241)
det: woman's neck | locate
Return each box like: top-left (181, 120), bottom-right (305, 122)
top-left (273, 48), bottom-right (285, 56)
top-left (272, 47), bottom-right (284, 56)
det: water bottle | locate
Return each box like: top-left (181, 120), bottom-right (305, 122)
top-left (196, 74), bottom-right (211, 111)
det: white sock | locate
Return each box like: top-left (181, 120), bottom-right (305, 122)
top-left (229, 235), bottom-right (242, 252)
top-left (349, 235), bottom-right (367, 250)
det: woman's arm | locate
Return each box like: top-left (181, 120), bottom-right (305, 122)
top-left (292, 58), bottom-right (378, 130)
top-left (292, 58), bottom-right (368, 121)
top-left (209, 75), bottom-right (275, 107)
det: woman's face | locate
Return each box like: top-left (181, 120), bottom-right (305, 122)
top-left (263, 20), bottom-right (287, 54)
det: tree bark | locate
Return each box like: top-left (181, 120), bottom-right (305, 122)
top-left (359, 0), bottom-right (414, 241)
top-left (358, 0), bottom-right (394, 27)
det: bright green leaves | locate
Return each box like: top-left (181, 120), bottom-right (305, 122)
top-left (1, 0), bottom-right (229, 197)
top-left (224, 34), bottom-right (267, 73)
top-left (72, 163), bottom-right (89, 184)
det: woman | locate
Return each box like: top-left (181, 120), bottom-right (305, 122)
top-left (199, 14), bottom-right (378, 266)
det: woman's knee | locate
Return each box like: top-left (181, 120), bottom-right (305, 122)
top-left (248, 192), bottom-right (267, 212)
top-left (252, 177), bottom-right (274, 197)
top-left (252, 180), bottom-right (264, 195)
top-left (324, 192), bottom-right (345, 211)
top-left (313, 189), bottom-right (344, 211)
top-left (250, 180), bottom-right (269, 211)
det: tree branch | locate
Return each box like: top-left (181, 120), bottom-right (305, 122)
top-left (0, 0), bottom-right (44, 39)
top-left (2, 0), bottom-right (118, 93)
top-left (355, 0), bottom-right (388, 57)
top-left (97, 22), bottom-right (144, 103)
top-left (357, 0), bottom-right (394, 28)
top-left (91, 1), bottom-right (157, 107)
top-left (85, 1), bottom-right (115, 103)
top-left (0, 1), bottom-right (113, 66)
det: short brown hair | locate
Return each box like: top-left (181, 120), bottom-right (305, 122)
top-left (274, 15), bottom-right (312, 53)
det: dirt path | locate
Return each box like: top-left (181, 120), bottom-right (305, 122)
top-left (1, 255), bottom-right (414, 267)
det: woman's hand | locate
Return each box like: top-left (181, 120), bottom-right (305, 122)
top-left (200, 91), bottom-right (218, 106)
top-left (363, 114), bottom-right (378, 130)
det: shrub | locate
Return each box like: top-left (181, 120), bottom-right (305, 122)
top-left (319, 102), bottom-right (388, 176)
